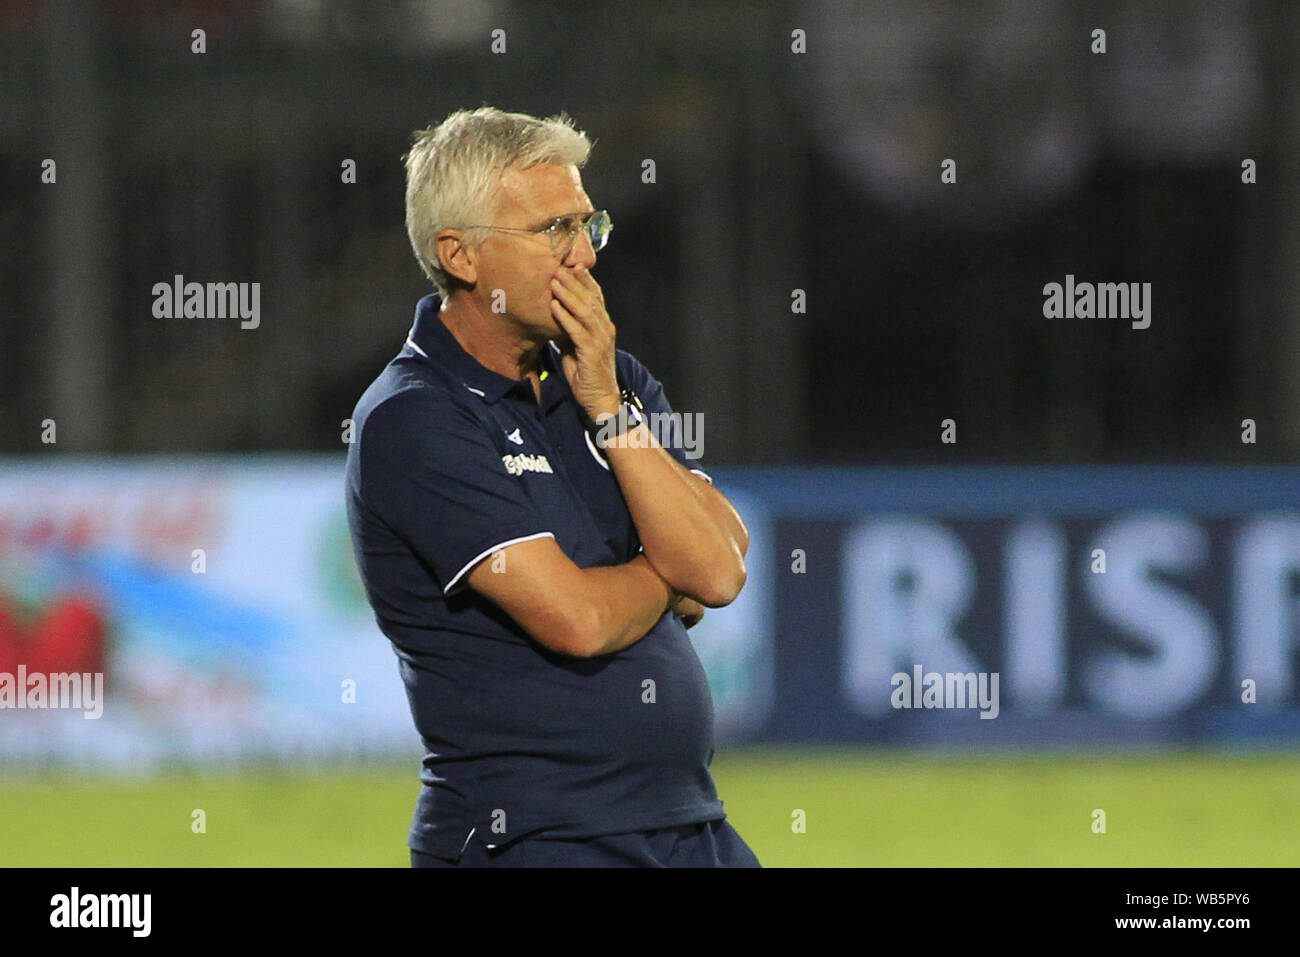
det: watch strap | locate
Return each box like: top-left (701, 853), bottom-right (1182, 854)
top-left (592, 389), bottom-right (645, 446)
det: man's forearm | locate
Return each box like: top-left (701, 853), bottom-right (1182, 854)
top-left (577, 553), bottom-right (676, 656)
top-left (545, 265), bottom-right (746, 603)
top-left (691, 468), bottom-right (749, 556)
top-left (600, 424), bottom-right (748, 606)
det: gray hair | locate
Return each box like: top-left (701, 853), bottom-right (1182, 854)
top-left (404, 107), bottom-right (593, 297)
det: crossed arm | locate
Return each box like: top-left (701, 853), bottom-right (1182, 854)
top-left (465, 263), bottom-right (747, 658)
top-left (601, 426), bottom-right (749, 606)
top-left (466, 447), bottom-right (749, 659)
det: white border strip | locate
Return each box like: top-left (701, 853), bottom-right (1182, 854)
top-left (445, 531), bottom-right (556, 594)
top-left (584, 429), bottom-right (611, 471)
top-left (690, 468), bottom-right (713, 485)
top-left (405, 337), bottom-right (429, 358)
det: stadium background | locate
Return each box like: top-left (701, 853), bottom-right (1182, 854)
top-left (2, 0), bottom-right (1299, 866)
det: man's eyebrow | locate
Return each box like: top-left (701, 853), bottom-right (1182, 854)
top-left (528, 210), bottom-right (595, 230)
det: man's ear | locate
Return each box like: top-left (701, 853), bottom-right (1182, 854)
top-left (435, 230), bottom-right (478, 288)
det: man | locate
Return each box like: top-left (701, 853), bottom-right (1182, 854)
top-left (345, 107), bottom-right (758, 867)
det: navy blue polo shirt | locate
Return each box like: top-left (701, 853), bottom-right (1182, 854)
top-left (344, 293), bottom-right (725, 859)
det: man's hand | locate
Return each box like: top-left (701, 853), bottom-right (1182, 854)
top-left (549, 263), bottom-right (620, 420)
top-left (671, 593), bottom-right (705, 629)
top-left (550, 263), bottom-right (748, 608)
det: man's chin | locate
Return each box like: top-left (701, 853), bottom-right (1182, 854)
top-left (543, 312), bottom-right (567, 341)
top-left (515, 315), bottom-right (563, 351)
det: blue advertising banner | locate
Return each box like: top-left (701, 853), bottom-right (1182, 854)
top-left (716, 466), bottom-right (1300, 745)
top-left (0, 459), bottom-right (1297, 766)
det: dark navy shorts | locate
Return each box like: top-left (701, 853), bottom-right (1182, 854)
top-left (410, 819), bottom-right (761, 868)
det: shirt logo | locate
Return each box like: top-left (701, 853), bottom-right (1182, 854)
top-left (502, 453), bottom-right (553, 476)
top-left (505, 427), bottom-right (524, 446)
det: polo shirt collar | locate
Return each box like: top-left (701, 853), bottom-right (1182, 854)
top-left (540, 341), bottom-right (570, 413)
top-left (406, 294), bottom-right (563, 406)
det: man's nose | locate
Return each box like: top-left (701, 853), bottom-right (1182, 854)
top-left (565, 227), bottom-right (597, 269)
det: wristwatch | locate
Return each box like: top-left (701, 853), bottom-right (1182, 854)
top-left (591, 388), bottom-right (645, 448)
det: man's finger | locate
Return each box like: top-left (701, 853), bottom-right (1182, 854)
top-left (573, 263), bottom-right (604, 301)
top-left (672, 595), bottom-right (706, 629)
top-left (556, 267), bottom-right (606, 314)
top-left (550, 276), bottom-right (601, 333)
top-left (550, 297), bottom-right (585, 340)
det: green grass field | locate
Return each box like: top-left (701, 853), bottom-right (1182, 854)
top-left (3, 748), bottom-right (1297, 867)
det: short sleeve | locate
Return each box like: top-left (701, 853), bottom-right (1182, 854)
top-left (356, 387), bottom-right (555, 594)
top-left (616, 351), bottom-right (712, 484)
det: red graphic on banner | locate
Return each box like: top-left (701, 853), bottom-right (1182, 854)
top-left (0, 594), bottom-right (107, 676)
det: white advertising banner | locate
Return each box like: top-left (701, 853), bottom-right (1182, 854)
top-left (0, 457), bottom-right (772, 768)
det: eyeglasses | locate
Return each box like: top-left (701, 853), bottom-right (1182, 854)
top-left (460, 209), bottom-right (612, 259)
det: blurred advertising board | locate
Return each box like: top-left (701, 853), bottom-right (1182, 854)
top-left (1, 459), bottom-right (1297, 766)
top-left (720, 466), bottom-right (1300, 745)
top-left (0, 458), bottom-right (414, 769)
